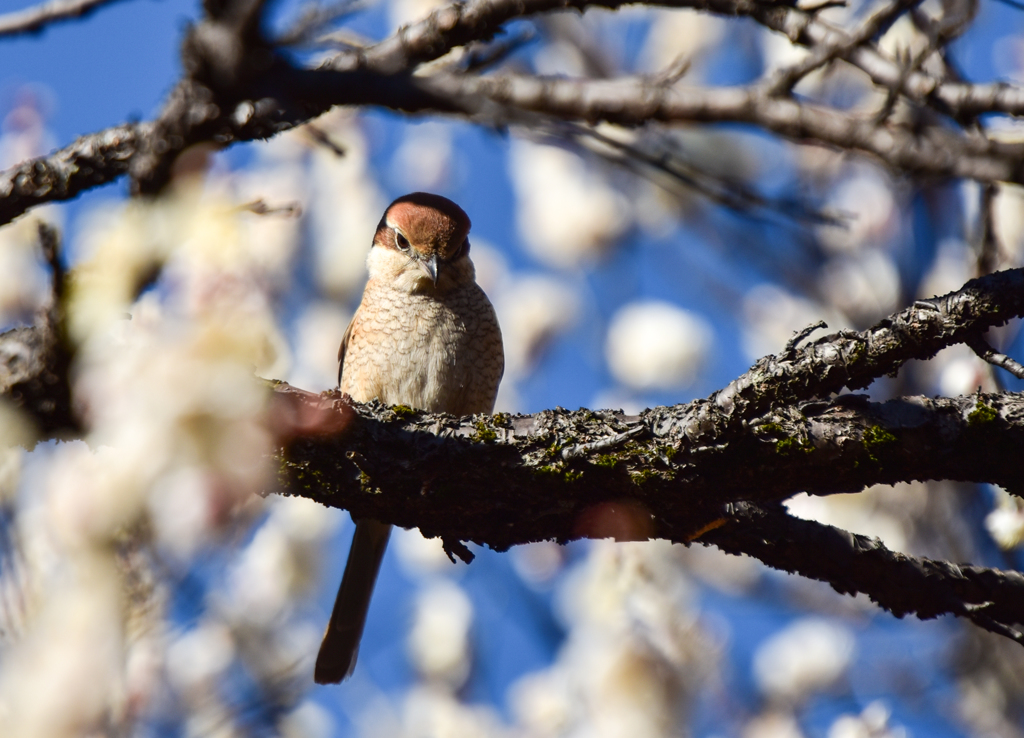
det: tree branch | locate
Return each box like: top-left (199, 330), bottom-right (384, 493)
top-left (703, 503), bottom-right (1024, 641)
top-left (0, 0), bottom-right (131, 38)
top-left (0, 124), bottom-right (142, 226)
top-left (764, 0), bottom-right (924, 96)
top-left (2, 0), bottom-right (1023, 221)
top-left (425, 73), bottom-right (1024, 184)
top-left (274, 383), bottom-right (1024, 551)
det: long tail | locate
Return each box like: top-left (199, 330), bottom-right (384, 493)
top-left (314, 519), bottom-right (393, 684)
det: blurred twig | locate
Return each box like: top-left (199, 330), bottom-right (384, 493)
top-left (303, 124), bottom-right (347, 157)
top-left (550, 122), bottom-right (845, 226)
top-left (0, 0), bottom-right (131, 38)
top-left (238, 199), bottom-right (303, 217)
top-left (967, 334), bottom-right (1024, 380)
top-left (3, 0), bottom-right (1024, 222)
top-left (977, 183), bottom-right (1001, 276)
top-left (460, 26), bottom-right (536, 72)
top-left (765, 0), bottom-right (925, 95)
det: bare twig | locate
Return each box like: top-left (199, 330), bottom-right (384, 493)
top-left (432, 73), bottom-right (1024, 184)
top-left (36, 222), bottom-right (65, 307)
top-left (703, 503), bottom-right (1024, 643)
top-left (0, 0), bottom-right (130, 38)
top-left (303, 125), bottom-right (347, 157)
top-left (549, 122), bottom-right (843, 225)
top-left (765, 0), bottom-right (924, 96)
top-left (783, 320), bottom-right (828, 357)
top-left (237, 199), bottom-right (303, 217)
top-left (967, 334), bottom-right (1024, 380)
top-left (977, 183), bottom-right (1001, 276)
top-left (460, 27), bottom-right (537, 72)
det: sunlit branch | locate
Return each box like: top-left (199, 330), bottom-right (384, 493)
top-left (764, 0), bottom-right (924, 95)
top-left (434, 73), bottom-right (1024, 183)
top-left (0, 0), bottom-right (131, 38)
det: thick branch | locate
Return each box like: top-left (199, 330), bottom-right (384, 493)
top-left (272, 383), bottom-right (1024, 640)
top-left (0, 124), bottom-right (141, 225)
top-left (275, 385), bottom-right (1024, 551)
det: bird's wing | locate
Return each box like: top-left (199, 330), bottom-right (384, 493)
top-left (337, 315), bottom-right (356, 389)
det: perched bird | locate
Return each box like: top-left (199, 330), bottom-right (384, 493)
top-left (314, 192), bottom-right (504, 684)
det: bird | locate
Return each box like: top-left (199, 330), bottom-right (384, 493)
top-left (314, 192), bottom-right (504, 684)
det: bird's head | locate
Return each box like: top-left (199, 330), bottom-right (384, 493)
top-left (367, 192), bottom-right (474, 293)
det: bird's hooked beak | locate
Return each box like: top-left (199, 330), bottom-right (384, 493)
top-left (417, 253), bottom-right (440, 285)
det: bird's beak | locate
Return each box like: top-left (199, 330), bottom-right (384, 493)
top-left (418, 254), bottom-right (440, 285)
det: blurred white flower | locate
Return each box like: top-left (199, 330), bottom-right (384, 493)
top-left (761, 24), bottom-right (810, 74)
top-left (991, 34), bottom-right (1024, 83)
top-left (147, 467), bottom-right (229, 560)
top-left (510, 541), bottom-right (565, 589)
top-left (227, 140), bottom-right (307, 287)
top-left (993, 184), bottom-right (1024, 264)
top-left (917, 239), bottom-right (969, 300)
top-left (510, 669), bottom-right (573, 737)
top-left (0, 216), bottom-right (49, 325)
top-left (0, 553), bottom-right (123, 738)
top-left (785, 490), bottom-right (908, 554)
top-left (389, 0), bottom-right (449, 28)
top-left (985, 486), bottom-right (1024, 550)
top-left (510, 541), bottom-right (707, 738)
top-left (394, 527), bottom-right (458, 577)
top-left (46, 443), bottom-right (148, 549)
top-left (281, 700), bottom-right (335, 738)
top-left (307, 114), bottom-right (386, 297)
top-left (753, 618), bottom-right (855, 703)
top-left (0, 85), bottom-right (57, 170)
top-left (742, 709), bottom-right (806, 738)
top-left (166, 622), bottom-right (236, 692)
top-left (605, 301), bottom-right (711, 391)
top-left (828, 701), bottom-right (906, 738)
top-left (534, 40), bottom-right (588, 76)
top-left (641, 9), bottom-right (726, 79)
top-left (391, 123), bottom-right (456, 193)
top-left (742, 284), bottom-right (842, 362)
top-left (289, 300), bottom-right (353, 391)
top-left (398, 684), bottom-right (509, 738)
top-left (937, 352), bottom-right (987, 397)
top-left (510, 140), bottom-right (631, 267)
top-left (407, 580), bottom-right (474, 686)
top-left (820, 251), bottom-right (901, 325)
top-left (877, 15), bottom-right (929, 62)
top-left (466, 239), bottom-right (508, 297)
top-left (226, 497), bottom-right (341, 626)
top-left (819, 170), bottom-right (898, 254)
top-left (495, 275), bottom-right (580, 377)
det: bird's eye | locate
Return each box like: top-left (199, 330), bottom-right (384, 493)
top-left (395, 231), bottom-right (411, 252)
